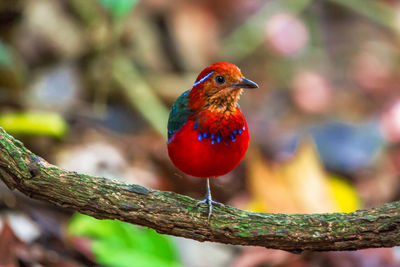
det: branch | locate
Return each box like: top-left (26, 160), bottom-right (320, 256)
top-left (0, 127), bottom-right (399, 253)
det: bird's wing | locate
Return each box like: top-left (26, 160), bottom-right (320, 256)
top-left (167, 90), bottom-right (193, 142)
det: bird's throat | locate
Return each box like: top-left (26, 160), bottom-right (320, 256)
top-left (205, 88), bottom-right (242, 114)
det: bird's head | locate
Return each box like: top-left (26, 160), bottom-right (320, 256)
top-left (189, 62), bottom-right (258, 113)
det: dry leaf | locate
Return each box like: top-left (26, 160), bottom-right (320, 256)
top-left (247, 138), bottom-right (340, 213)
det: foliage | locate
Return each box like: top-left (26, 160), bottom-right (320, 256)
top-left (247, 139), bottom-right (360, 213)
top-left (0, 41), bottom-right (12, 67)
top-left (98, 0), bottom-right (138, 18)
top-left (67, 213), bottom-right (182, 267)
top-left (328, 175), bottom-right (360, 213)
top-left (0, 111), bottom-right (68, 138)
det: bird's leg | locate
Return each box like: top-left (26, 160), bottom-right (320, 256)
top-left (197, 178), bottom-right (220, 219)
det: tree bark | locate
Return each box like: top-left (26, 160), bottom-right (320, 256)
top-left (0, 127), bottom-right (399, 253)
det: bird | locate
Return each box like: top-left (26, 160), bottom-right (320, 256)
top-left (167, 62), bottom-right (258, 218)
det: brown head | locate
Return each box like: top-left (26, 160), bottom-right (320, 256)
top-left (189, 62), bottom-right (258, 114)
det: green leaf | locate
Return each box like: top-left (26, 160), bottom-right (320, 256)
top-left (0, 111), bottom-right (68, 138)
top-left (98, 0), bottom-right (138, 18)
top-left (0, 41), bottom-right (13, 67)
top-left (67, 213), bottom-right (182, 267)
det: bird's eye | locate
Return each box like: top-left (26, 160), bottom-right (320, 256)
top-left (215, 76), bottom-right (225, 85)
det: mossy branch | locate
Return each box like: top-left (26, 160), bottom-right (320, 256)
top-left (0, 127), bottom-right (399, 253)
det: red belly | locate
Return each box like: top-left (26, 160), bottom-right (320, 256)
top-left (168, 119), bottom-right (249, 177)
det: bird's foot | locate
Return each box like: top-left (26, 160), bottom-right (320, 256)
top-left (196, 195), bottom-right (221, 219)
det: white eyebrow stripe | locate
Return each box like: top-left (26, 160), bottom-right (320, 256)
top-left (192, 71), bottom-right (214, 88)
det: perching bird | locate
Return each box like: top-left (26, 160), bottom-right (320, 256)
top-left (167, 62), bottom-right (258, 218)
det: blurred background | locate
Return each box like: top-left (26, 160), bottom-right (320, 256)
top-left (1, 0), bottom-right (400, 266)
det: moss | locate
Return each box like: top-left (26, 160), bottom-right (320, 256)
top-left (237, 227), bottom-right (251, 238)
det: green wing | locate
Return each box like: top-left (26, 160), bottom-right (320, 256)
top-left (167, 90), bottom-right (193, 142)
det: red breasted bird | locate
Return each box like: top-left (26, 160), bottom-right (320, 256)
top-left (167, 62), bottom-right (258, 218)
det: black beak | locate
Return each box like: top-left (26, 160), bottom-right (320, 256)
top-left (233, 78), bottom-right (259, 89)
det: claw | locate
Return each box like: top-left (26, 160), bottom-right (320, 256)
top-left (196, 195), bottom-right (215, 219)
top-left (196, 178), bottom-right (220, 219)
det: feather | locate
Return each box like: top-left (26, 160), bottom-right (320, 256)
top-left (167, 90), bottom-right (192, 142)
